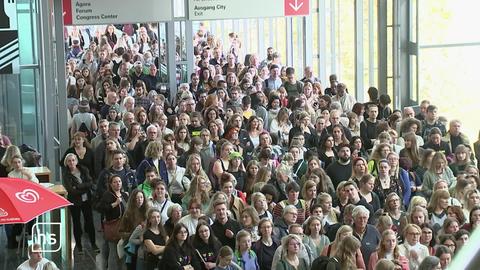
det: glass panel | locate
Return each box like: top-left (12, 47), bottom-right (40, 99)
top-left (158, 23), bottom-right (168, 83)
top-left (419, 0), bottom-right (480, 44)
top-left (17, 3), bottom-right (36, 65)
top-left (20, 67), bottom-right (39, 146)
top-left (312, 9), bottom-right (319, 76)
top-left (419, 46), bottom-right (480, 142)
top-left (173, 0), bottom-right (185, 18)
top-left (175, 21), bottom-right (187, 61)
top-left (337, 0), bottom-right (355, 91)
top-left (325, 0), bottom-right (333, 76)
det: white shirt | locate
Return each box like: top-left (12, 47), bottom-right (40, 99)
top-left (17, 258), bottom-right (57, 270)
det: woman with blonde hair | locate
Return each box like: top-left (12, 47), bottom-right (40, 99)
top-left (387, 152), bottom-right (412, 207)
top-left (250, 192), bottom-right (273, 220)
top-left (407, 196), bottom-right (428, 213)
top-left (301, 180), bottom-right (318, 211)
top-left (321, 225), bottom-right (365, 269)
top-left (368, 229), bottom-right (409, 270)
top-left (398, 224), bottom-right (429, 270)
top-left (0, 144), bottom-right (22, 175)
top-left (276, 234), bottom-right (309, 270)
top-left (181, 175), bottom-right (211, 212)
top-left (422, 152), bottom-right (456, 199)
top-left (463, 189), bottom-right (480, 222)
top-left (332, 235), bottom-right (362, 270)
top-left (317, 193), bottom-right (339, 226)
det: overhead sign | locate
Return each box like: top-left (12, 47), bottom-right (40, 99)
top-left (63, 0), bottom-right (173, 25)
top-left (0, 0), bottom-right (20, 74)
top-left (188, 0), bottom-right (310, 20)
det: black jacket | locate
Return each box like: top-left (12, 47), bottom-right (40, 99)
top-left (63, 165), bottom-right (93, 205)
top-left (99, 190), bottom-right (128, 221)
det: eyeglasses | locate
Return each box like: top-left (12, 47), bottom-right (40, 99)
top-left (178, 230), bottom-right (188, 234)
top-left (408, 232), bottom-right (421, 236)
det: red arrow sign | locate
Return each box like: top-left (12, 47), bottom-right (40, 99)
top-left (284, 0), bottom-right (309, 16)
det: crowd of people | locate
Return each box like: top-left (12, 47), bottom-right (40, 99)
top-left (2, 23), bottom-right (480, 270)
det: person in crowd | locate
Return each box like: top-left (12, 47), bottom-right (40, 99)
top-left (61, 132), bottom-right (95, 177)
top-left (331, 83), bottom-right (356, 113)
top-left (350, 157), bottom-right (369, 184)
top-left (421, 105), bottom-right (446, 141)
top-left (99, 175), bottom-right (129, 270)
top-left (63, 153), bottom-right (97, 254)
top-left (273, 205), bottom-right (298, 240)
top-left (374, 159), bottom-right (404, 208)
top-left (119, 189), bottom-right (148, 269)
top-left (383, 192), bottom-right (407, 234)
top-left (326, 143), bottom-right (353, 188)
top-left (368, 143), bottom-right (392, 176)
top-left (273, 181), bottom-right (309, 225)
top-left (178, 199), bottom-right (204, 235)
top-left (419, 223), bottom-right (436, 256)
top-left (302, 216), bottom-right (330, 258)
top-left (275, 234), bottom-right (309, 270)
top-left (424, 127), bottom-right (451, 158)
top-left (232, 230), bottom-right (259, 270)
top-left (317, 193), bottom-right (339, 227)
top-left (434, 245), bottom-right (452, 270)
top-left (351, 205), bottom-right (381, 266)
top-left (454, 229), bottom-right (469, 251)
top-left (181, 175), bottom-right (211, 212)
top-left (252, 218), bottom-right (279, 270)
top-left (358, 174), bottom-right (381, 213)
top-left (369, 228), bottom-right (410, 270)
top-left (418, 256), bottom-right (441, 270)
top-left (422, 152), bottom-right (456, 199)
top-left (149, 180), bottom-right (174, 225)
top-left (214, 245), bottom-right (242, 270)
top-left (135, 140), bottom-right (163, 184)
top-left (143, 208), bottom-right (168, 270)
top-left (211, 200), bottom-right (242, 249)
top-left (96, 150), bottom-right (135, 196)
top-left (17, 244), bottom-right (57, 270)
top-left (7, 155), bottom-right (39, 183)
top-left (449, 144), bottom-right (475, 176)
top-left (192, 221), bottom-right (223, 270)
top-left (343, 181), bottom-right (375, 223)
top-left (387, 152), bottom-right (412, 207)
top-left (360, 103), bottom-right (379, 150)
top-left (240, 207), bottom-right (260, 242)
top-left (398, 224), bottom-right (430, 270)
top-left (320, 225), bottom-right (365, 268)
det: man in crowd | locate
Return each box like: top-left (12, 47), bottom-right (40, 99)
top-left (326, 144), bottom-right (353, 188)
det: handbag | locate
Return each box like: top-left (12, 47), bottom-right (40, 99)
top-left (104, 218), bottom-right (121, 241)
top-left (117, 238), bottom-right (126, 259)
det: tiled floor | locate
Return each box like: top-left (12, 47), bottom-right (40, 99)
top-left (0, 212), bottom-right (105, 270)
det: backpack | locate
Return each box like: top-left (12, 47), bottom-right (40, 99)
top-left (311, 256), bottom-right (340, 270)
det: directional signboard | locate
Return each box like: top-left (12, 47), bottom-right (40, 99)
top-left (63, 0), bottom-right (173, 25)
top-left (188, 0), bottom-right (309, 20)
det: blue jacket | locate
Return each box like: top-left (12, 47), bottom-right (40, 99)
top-left (135, 158), bottom-right (167, 185)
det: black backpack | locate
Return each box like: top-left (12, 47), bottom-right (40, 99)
top-left (311, 256), bottom-right (340, 270)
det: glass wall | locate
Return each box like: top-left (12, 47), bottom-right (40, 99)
top-left (418, 0), bottom-right (480, 143)
top-left (0, 0), bottom-right (41, 148)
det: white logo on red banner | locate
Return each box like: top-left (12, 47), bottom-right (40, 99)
top-left (15, 189), bottom-right (40, 204)
top-left (0, 208), bottom-right (8, 217)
